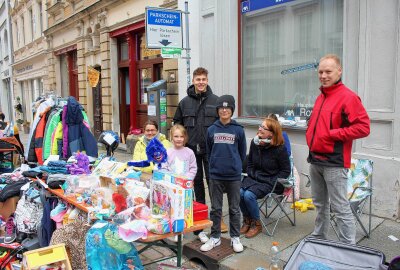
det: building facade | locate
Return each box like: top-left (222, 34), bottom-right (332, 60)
top-left (10, 0), bottom-right (48, 125)
top-left (44, 0), bottom-right (179, 139)
top-left (0, 0), bottom-right (14, 121)
top-left (181, 0), bottom-right (400, 219)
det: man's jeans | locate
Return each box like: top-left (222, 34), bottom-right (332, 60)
top-left (209, 180), bottom-right (241, 238)
top-left (310, 164), bottom-right (356, 244)
top-left (239, 188), bottom-right (260, 220)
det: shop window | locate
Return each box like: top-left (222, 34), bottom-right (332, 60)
top-left (240, 0), bottom-right (343, 125)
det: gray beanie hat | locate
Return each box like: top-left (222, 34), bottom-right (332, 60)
top-left (216, 95), bottom-right (235, 113)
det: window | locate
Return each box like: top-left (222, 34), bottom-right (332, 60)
top-left (21, 15), bottom-right (25, 45)
top-left (38, 1), bottom-right (43, 34)
top-left (241, 0), bottom-right (343, 124)
top-left (29, 8), bottom-right (35, 41)
top-left (120, 41), bottom-right (128, 61)
top-left (4, 30), bottom-right (8, 56)
top-left (16, 21), bottom-right (20, 47)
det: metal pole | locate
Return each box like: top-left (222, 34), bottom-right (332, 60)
top-left (185, 1), bottom-right (191, 88)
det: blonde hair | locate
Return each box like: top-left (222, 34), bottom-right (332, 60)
top-left (170, 124), bottom-right (188, 145)
top-left (263, 118), bottom-right (284, 146)
top-left (320, 54), bottom-right (342, 69)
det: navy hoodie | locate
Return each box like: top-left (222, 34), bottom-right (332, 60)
top-left (206, 119), bottom-right (246, 181)
top-left (66, 97), bottom-right (98, 158)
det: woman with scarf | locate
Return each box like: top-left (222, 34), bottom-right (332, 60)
top-left (132, 120), bottom-right (171, 173)
top-left (239, 118), bottom-right (290, 238)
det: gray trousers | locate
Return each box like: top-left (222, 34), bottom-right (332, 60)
top-left (310, 164), bottom-right (356, 244)
top-left (209, 179), bottom-right (241, 239)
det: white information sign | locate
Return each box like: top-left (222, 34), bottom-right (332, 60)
top-left (148, 105), bottom-right (157, 116)
top-left (146, 7), bottom-right (183, 49)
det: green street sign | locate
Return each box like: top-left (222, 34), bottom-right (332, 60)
top-left (161, 48), bottom-right (182, 58)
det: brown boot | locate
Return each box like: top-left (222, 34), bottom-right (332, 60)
top-left (221, 219), bottom-right (228, 233)
top-left (245, 220), bottom-right (262, 238)
top-left (240, 217), bottom-right (251, 234)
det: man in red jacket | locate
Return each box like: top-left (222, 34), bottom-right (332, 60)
top-left (306, 54), bottom-right (370, 244)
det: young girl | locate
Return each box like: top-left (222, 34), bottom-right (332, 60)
top-left (165, 124), bottom-right (197, 179)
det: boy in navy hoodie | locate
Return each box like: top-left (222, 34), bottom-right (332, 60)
top-left (200, 95), bottom-right (247, 253)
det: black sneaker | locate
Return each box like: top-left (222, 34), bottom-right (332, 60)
top-left (4, 216), bottom-right (16, 244)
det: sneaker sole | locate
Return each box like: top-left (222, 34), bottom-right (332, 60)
top-left (4, 236), bottom-right (16, 244)
top-left (233, 247), bottom-right (244, 253)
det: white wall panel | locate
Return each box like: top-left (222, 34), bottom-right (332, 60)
top-left (364, 1), bottom-right (398, 112)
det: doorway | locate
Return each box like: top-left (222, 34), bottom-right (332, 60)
top-left (119, 67), bottom-right (130, 137)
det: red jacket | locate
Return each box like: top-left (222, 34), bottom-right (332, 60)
top-left (306, 82), bottom-right (370, 168)
top-left (34, 108), bottom-right (51, 165)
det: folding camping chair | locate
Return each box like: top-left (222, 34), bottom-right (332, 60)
top-left (258, 156), bottom-right (296, 236)
top-left (330, 158), bottom-right (374, 238)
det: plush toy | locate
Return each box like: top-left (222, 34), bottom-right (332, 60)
top-left (146, 138), bottom-right (167, 168)
top-left (291, 198), bottom-right (315, 212)
top-left (113, 186), bottom-right (129, 213)
top-left (67, 152), bottom-right (91, 175)
top-left (112, 193), bottom-right (127, 213)
top-left (127, 138), bottom-right (167, 169)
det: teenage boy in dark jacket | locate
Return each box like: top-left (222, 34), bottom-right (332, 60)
top-left (173, 67), bottom-right (219, 205)
top-left (200, 95), bottom-right (246, 253)
top-left (174, 68), bottom-right (225, 240)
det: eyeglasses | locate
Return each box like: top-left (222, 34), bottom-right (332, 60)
top-left (218, 107), bottom-right (231, 111)
top-left (145, 129), bottom-right (157, 132)
top-left (259, 125), bottom-right (272, 132)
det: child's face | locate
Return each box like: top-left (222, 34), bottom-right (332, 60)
top-left (218, 107), bottom-right (232, 122)
top-left (172, 129), bottom-right (185, 148)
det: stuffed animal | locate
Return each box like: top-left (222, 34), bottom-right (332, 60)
top-left (145, 138), bottom-right (167, 169)
top-left (127, 138), bottom-right (167, 170)
top-left (291, 198), bottom-right (315, 212)
top-left (112, 186), bottom-right (129, 213)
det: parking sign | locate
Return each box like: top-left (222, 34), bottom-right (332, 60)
top-left (146, 7), bottom-right (183, 49)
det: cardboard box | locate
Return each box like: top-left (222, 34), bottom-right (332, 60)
top-left (183, 189), bottom-right (193, 228)
top-left (99, 176), bottom-right (116, 191)
top-left (174, 176), bottom-right (194, 189)
top-left (0, 196), bottom-right (19, 220)
top-left (23, 243), bottom-right (72, 270)
top-left (150, 181), bottom-right (193, 231)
